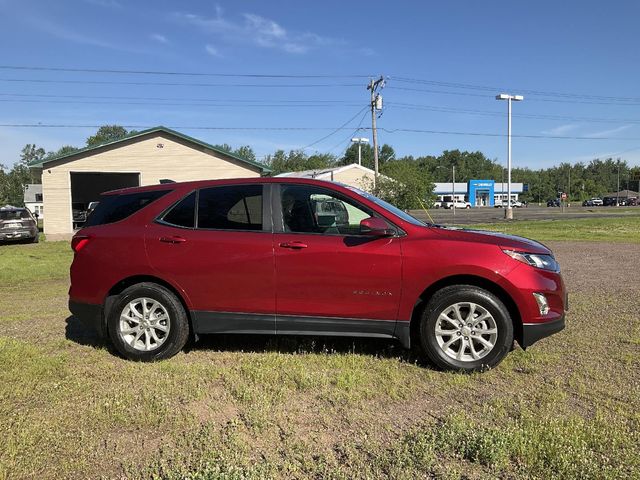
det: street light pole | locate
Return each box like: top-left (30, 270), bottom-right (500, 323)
top-left (350, 137), bottom-right (369, 166)
top-left (452, 164), bottom-right (456, 219)
top-left (496, 93), bottom-right (524, 219)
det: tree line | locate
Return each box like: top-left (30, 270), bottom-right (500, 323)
top-left (1, 125), bottom-right (638, 210)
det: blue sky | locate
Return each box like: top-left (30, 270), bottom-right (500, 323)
top-left (1, 0), bottom-right (639, 168)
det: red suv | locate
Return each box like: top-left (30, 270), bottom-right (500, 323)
top-left (69, 178), bottom-right (566, 371)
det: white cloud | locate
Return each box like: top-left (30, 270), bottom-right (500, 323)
top-left (205, 44), bottom-right (221, 57)
top-left (150, 33), bottom-right (169, 44)
top-left (174, 7), bottom-right (344, 55)
top-left (586, 125), bottom-right (632, 138)
top-left (28, 17), bottom-right (143, 53)
top-left (541, 124), bottom-right (579, 136)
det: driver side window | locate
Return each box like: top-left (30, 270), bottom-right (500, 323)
top-left (280, 185), bottom-right (372, 235)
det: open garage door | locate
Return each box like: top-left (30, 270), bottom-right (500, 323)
top-left (70, 172), bottom-right (140, 228)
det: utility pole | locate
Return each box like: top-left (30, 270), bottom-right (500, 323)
top-left (367, 76), bottom-right (384, 189)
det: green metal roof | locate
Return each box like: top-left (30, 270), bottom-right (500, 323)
top-left (27, 126), bottom-right (271, 173)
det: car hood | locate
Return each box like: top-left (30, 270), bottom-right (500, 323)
top-left (427, 225), bottom-right (552, 254)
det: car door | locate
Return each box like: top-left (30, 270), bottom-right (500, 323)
top-left (273, 183), bottom-right (402, 337)
top-left (145, 184), bottom-right (276, 334)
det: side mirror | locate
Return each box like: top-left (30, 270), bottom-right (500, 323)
top-left (360, 217), bottom-right (395, 237)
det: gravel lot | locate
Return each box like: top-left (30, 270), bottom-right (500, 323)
top-left (411, 205), bottom-right (640, 225)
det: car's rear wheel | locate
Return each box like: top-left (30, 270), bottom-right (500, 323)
top-left (107, 282), bottom-right (189, 361)
top-left (419, 285), bottom-right (513, 372)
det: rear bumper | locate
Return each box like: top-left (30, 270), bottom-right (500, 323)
top-left (0, 229), bottom-right (37, 241)
top-left (521, 315), bottom-right (565, 349)
top-left (69, 299), bottom-right (106, 339)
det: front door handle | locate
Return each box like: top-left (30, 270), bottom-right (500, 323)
top-left (279, 241), bottom-right (308, 249)
top-left (160, 236), bottom-right (187, 244)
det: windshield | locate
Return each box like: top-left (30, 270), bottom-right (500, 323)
top-left (0, 210), bottom-right (31, 221)
top-left (345, 186), bottom-right (427, 226)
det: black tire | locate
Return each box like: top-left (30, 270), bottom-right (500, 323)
top-left (418, 285), bottom-right (513, 372)
top-left (30, 234), bottom-right (39, 244)
top-left (107, 282), bottom-right (189, 361)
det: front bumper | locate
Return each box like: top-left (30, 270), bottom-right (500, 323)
top-left (69, 299), bottom-right (106, 339)
top-left (521, 315), bottom-right (565, 348)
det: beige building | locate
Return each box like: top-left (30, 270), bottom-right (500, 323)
top-left (276, 163), bottom-right (376, 190)
top-left (29, 126), bottom-right (270, 240)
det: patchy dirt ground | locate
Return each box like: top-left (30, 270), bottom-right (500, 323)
top-left (1, 240), bottom-right (639, 479)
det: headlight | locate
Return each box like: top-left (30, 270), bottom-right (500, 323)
top-left (503, 249), bottom-right (560, 272)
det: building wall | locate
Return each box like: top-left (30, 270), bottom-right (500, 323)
top-left (42, 133), bottom-right (261, 239)
top-left (331, 167), bottom-right (375, 191)
top-left (24, 202), bottom-right (44, 219)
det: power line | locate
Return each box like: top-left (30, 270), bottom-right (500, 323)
top-left (0, 92), bottom-right (358, 104)
top-left (379, 127), bottom-right (640, 140)
top-left (301, 106), bottom-right (369, 149)
top-left (387, 102), bottom-right (640, 124)
top-left (390, 76), bottom-right (640, 102)
top-left (0, 65), bottom-right (370, 79)
top-left (4, 123), bottom-right (639, 140)
top-left (0, 98), bottom-right (362, 108)
top-left (0, 78), bottom-right (362, 88)
top-left (326, 108), bottom-right (370, 154)
top-left (4, 92), bottom-right (640, 124)
top-left (387, 85), bottom-right (640, 106)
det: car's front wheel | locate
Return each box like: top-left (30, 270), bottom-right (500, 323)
top-left (107, 282), bottom-right (189, 361)
top-left (419, 285), bottom-right (513, 372)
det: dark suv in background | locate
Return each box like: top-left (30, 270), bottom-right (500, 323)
top-left (0, 206), bottom-right (39, 243)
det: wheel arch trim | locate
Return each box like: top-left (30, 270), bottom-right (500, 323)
top-left (409, 274), bottom-right (523, 348)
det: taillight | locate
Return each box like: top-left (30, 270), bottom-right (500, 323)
top-left (71, 235), bottom-right (91, 252)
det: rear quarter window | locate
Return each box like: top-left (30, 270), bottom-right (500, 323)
top-left (85, 190), bottom-right (170, 227)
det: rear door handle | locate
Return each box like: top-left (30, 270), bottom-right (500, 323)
top-left (160, 236), bottom-right (187, 244)
top-left (279, 241), bottom-right (308, 249)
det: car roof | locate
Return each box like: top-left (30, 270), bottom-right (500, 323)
top-left (102, 177), bottom-right (353, 196)
top-left (0, 205), bottom-right (27, 211)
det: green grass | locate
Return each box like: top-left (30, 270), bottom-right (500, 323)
top-left (0, 241), bottom-right (71, 286)
top-left (1, 223), bottom-right (639, 479)
top-left (465, 216), bottom-right (640, 243)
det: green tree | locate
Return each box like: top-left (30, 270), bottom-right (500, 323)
top-left (45, 145), bottom-right (81, 160)
top-left (86, 125), bottom-right (132, 147)
top-left (20, 144), bottom-right (45, 166)
top-left (362, 159), bottom-right (434, 210)
top-left (340, 143), bottom-right (394, 170)
top-left (234, 145), bottom-right (257, 162)
top-left (265, 150), bottom-right (336, 175)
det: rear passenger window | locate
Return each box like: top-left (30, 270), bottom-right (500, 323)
top-left (85, 190), bottom-right (170, 227)
top-left (162, 191), bottom-right (196, 228)
top-left (197, 185), bottom-right (263, 231)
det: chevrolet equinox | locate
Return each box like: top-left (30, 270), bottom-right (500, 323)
top-left (69, 178), bottom-right (566, 371)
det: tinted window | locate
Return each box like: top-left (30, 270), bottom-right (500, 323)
top-left (281, 185), bottom-right (373, 235)
top-left (162, 191), bottom-right (196, 228)
top-left (197, 185), bottom-right (263, 230)
top-left (0, 210), bottom-right (31, 220)
top-left (85, 190), bottom-right (170, 227)
top-left (346, 186), bottom-right (426, 226)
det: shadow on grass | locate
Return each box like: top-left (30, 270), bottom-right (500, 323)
top-left (64, 315), bottom-right (428, 366)
top-left (65, 315), bottom-right (105, 348)
top-left (188, 333), bottom-right (422, 363)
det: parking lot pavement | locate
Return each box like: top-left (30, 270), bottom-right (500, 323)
top-left (410, 204), bottom-right (640, 225)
